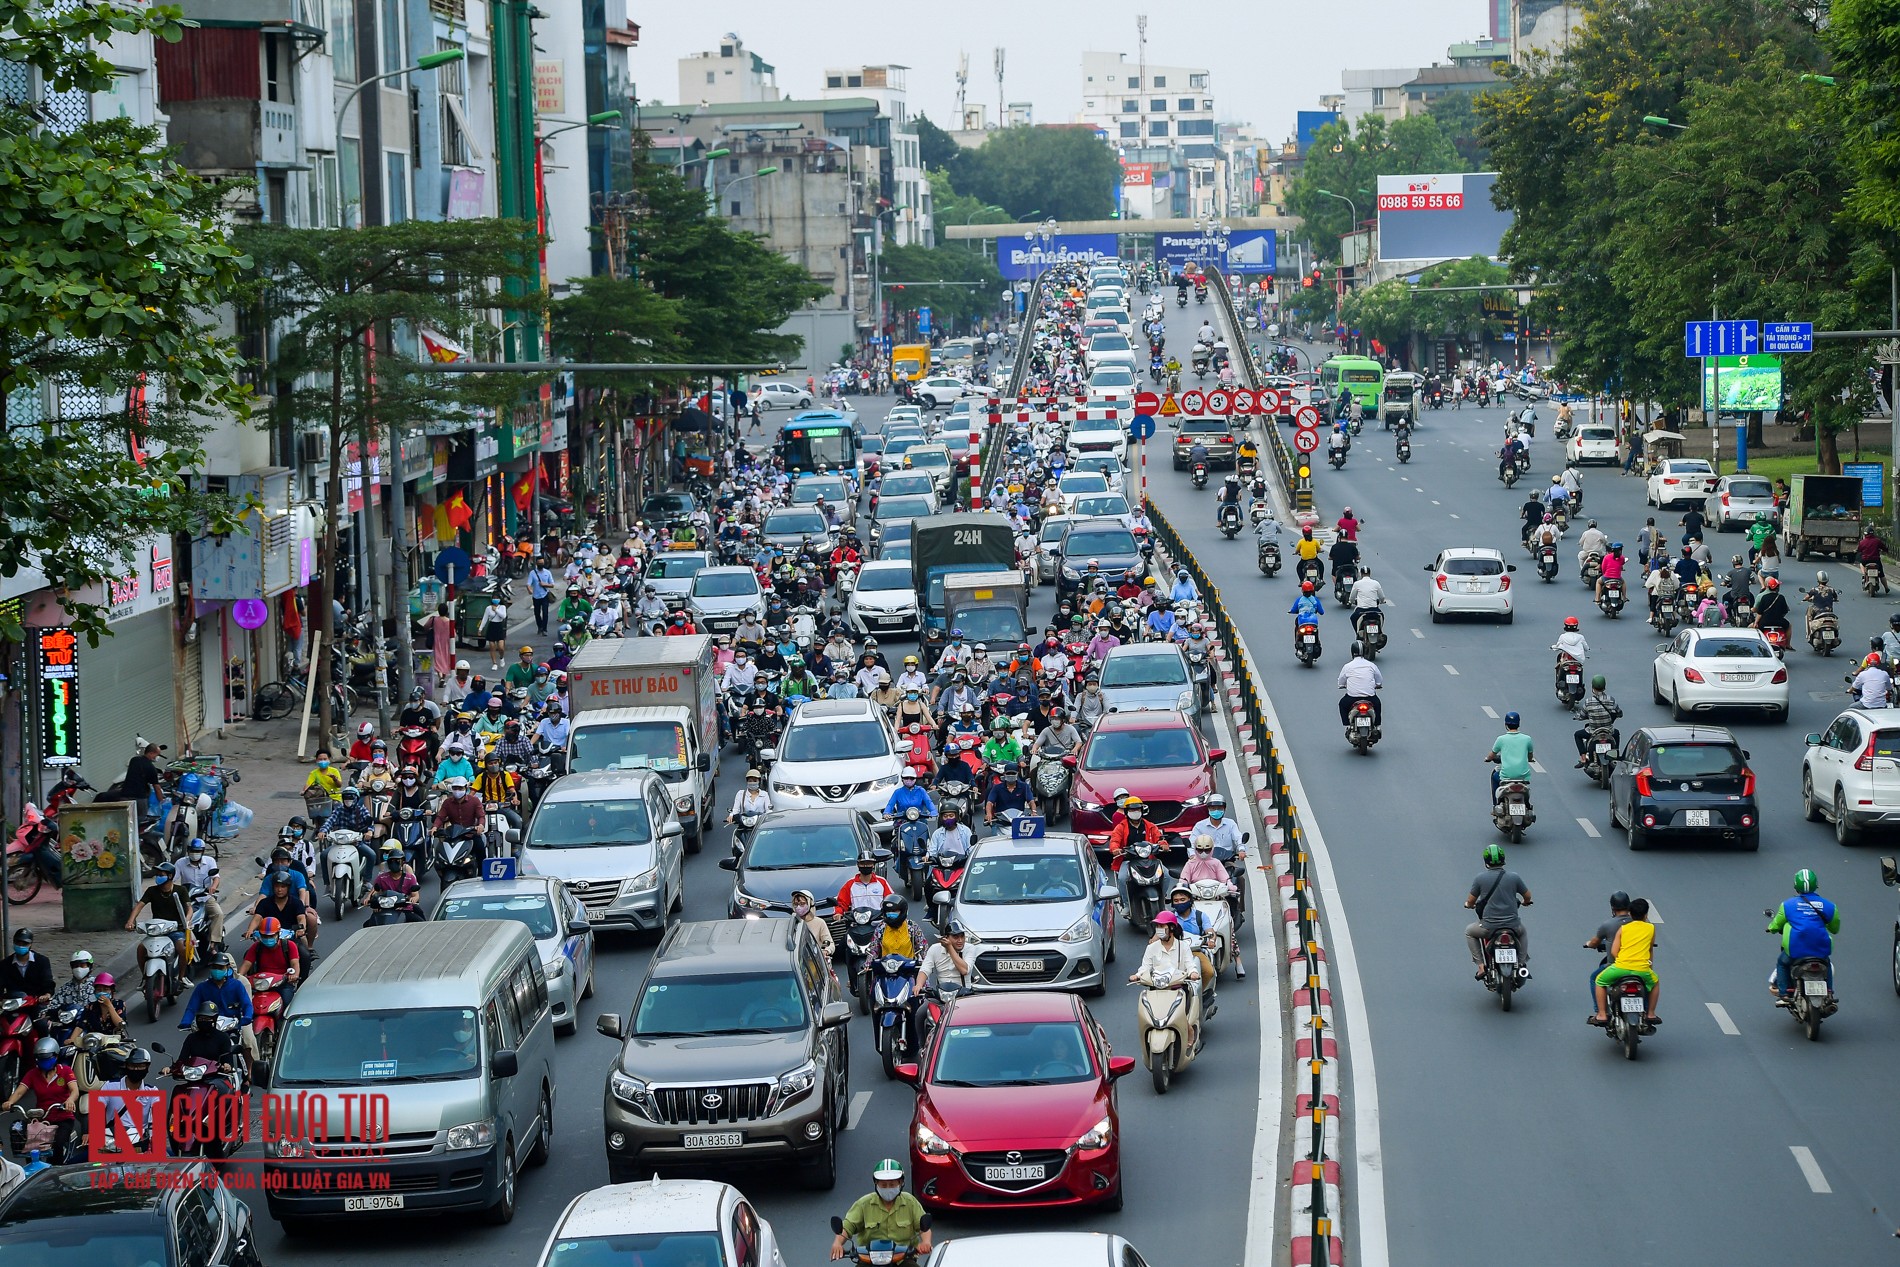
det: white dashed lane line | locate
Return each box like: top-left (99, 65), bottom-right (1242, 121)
top-left (1790, 1146), bottom-right (1832, 1194)
top-left (1481, 705), bottom-right (1498, 718)
top-left (846, 1091), bottom-right (872, 1129)
top-left (1706, 1002), bottom-right (1740, 1036)
top-left (1576, 817), bottom-right (1599, 838)
top-left (1410, 628), bottom-right (1425, 639)
top-left (1444, 664), bottom-right (1460, 676)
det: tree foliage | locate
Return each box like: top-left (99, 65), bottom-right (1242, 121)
top-left (0, 0), bottom-right (254, 641)
top-left (1284, 113), bottom-right (1467, 255)
top-left (881, 243), bottom-right (1005, 331)
top-left (1340, 256), bottom-right (1514, 352)
top-left (1425, 92), bottom-right (1490, 171)
top-left (949, 126), bottom-right (1122, 221)
top-left (914, 113), bottom-right (961, 174)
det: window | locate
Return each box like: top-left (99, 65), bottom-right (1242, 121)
top-left (848, 74), bottom-right (862, 87)
top-left (312, 155), bottom-right (336, 227)
top-left (1152, 75), bottom-right (1166, 87)
top-left (380, 0), bottom-right (405, 75)
top-left (329, 0), bottom-right (357, 78)
top-left (177, 1188), bottom-right (220, 1265)
top-left (1178, 119), bottom-right (1214, 136)
top-left (730, 201), bottom-right (741, 216)
top-left (338, 137), bottom-right (362, 227)
top-left (385, 150), bottom-right (408, 223)
top-left (1149, 120), bottom-right (1168, 137)
top-left (1189, 73), bottom-right (1208, 89)
top-left (1178, 98), bottom-right (1195, 111)
top-left (1203, 98), bottom-right (1215, 111)
top-left (511, 958), bottom-right (548, 1031)
top-left (828, 75), bottom-right (843, 88)
top-left (1121, 98), bottom-right (1137, 112)
top-left (1126, 76), bottom-right (1139, 88)
top-left (1150, 98), bottom-right (1166, 112)
top-left (1371, 87), bottom-right (1386, 106)
top-left (1118, 122), bottom-right (1139, 138)
top-left (707, 71), bottom-right (715, 84)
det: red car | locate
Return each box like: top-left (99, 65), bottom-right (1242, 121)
top-left (898, 991), bottom-right (1133, 1212)
top-left (1063, 710), bottom-right (1225, 855)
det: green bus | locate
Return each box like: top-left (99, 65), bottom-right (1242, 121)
top-left (1318, 355), bottom-right (1386, 415)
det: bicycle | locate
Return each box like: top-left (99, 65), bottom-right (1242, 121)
top-left (253, 647), bottom-right (357, 724)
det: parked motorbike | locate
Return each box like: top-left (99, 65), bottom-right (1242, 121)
top-left (1479, 926), bottom-right (1529, 1012)
top-left (4, 806), bottom-right (60, 906)
top-left (1134, 961), bottom-right (1203, 1094)
top-left (1345, 699), bottom-right (1380, 753)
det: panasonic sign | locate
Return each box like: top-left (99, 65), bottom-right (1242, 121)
top-left (1153, 229), bottom-right (1277, 275)
top-left (997, 234), bottom-right (1120, 280)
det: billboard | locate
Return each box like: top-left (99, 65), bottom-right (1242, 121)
top-left (1153, 229), bottom-right (1277, 275)
top-left (1296, 110), bottom-right (1341, 151)
top-left (1122, 162), bottom-right (1153, 187)
top-left (1701, 354), bottom-right (1783, 412)
top-left (1375, 172), bottom-right (1514, 265)
top-left (997, 233), bottom-right (1119, 280)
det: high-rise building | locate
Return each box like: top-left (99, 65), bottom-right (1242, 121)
top-left (1079, 50), bottom-right (1218, 219)
top-left (677, 32), bottom-right (779, 105)
top-left (820, 64), bottom-right (931, 247)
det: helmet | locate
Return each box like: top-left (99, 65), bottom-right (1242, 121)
top-left (1817, 570), bottom-right (1830, 585)
top-left (1793, 868), bottom-right (1818, 894)
top-left (901, 767), bottom-right (918, 780)
top-left (94, 973), bottom-right (115, 989)
top-left (1552, 474), bottom-right (1562, 484)
top-left (1482, 843), bottom-right (1506, 868)
top-left (258, 917), bottom-right (283, 938)
top-left (195, 1000), bottom-right (222, 1029)
top-left (340, 785), bottom-right (361, 800)
top-left (33, 1037), bottom-right (58, 1061)
top-left (380, 842), bottom-right (404, 861)
top-left (187, 837), bottom-right (206, 853)
top-left (1193, 836), bottom-right (1215, 853)
top-left (358, 722), bottom-right (374, 738)
top-left (1590, 675), bottom-right (1606, 690)
top-left (1153, 910), bottom-right (1180, 928)
top-left (1765, 576), bottom-right (1780, 590)
top-left (1563, 616), bottom-right (1580, 630)
top-left (881, 895), bottom-right (909, 924)
top-left (1301, 581), bottom-right (1315, 594)
top-left (1609, 542), bottom-right (1623, 552)
top-left (1208, 793), bottom-right (1227, 808)
top-left (872, 1158), bottom-right (906, 1181)
top-left (70, 949), bottom-right (92, 967)
top-left (124, 1046), bottom-right (152, 1073)
top-left (991, 717), bottom-right (1009, 732)
top-left (210, 951), bottom-right (236, 971)
top-left (943, 918), bottom-right (966, 937)
top-left (1350, 640), bottom-right (1365, 658)
top-left (1503, 710), bottom-right (1521, 728)
top-left (1123, 795), bottom-right (1145, 810)
top-left (270, 869), bottom-right (293, 888)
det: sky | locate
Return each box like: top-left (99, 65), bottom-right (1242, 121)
top-left (631, 0), bottom-right (1489, 144)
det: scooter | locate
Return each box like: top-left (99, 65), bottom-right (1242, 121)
top-left (1294, 621), bottom-right (1322, 666)
top-left (1134, 960), bottom-right (1203, 1094)
top-left (1596, 970), bottom-right (1653, 1060)
top-left (396, 726), bottom-right (433, 770)
top-left (1537, 543), bottom-right (1559, 582)
top-left (435, 824), bottom-right (481, 885)
top-left (4, 806), bottom-right (60, 905)
top-left (1806, 608), bottom-right (1840, 656)
top-left (388, 805), bottom-right (432, 878)
top-left (1328, 439), bottom-right (1348, 470)
top-left (1763, 624), bottom-right (1792, 658)
top-left (1500, 463), bottom-right (1519, 489)
top-left (1597, 577), bottom-right (1626, 618)
top-left (1578, 725), bottom-right (1619, 790)
top-left (164, 1054), bottom-right (240, 1158)
top-left (0, 994), bottom-right (37, 1104)
top-left (365, 888), bottom-right (422, 927)
top-left (1121, 838), bottom-right (1168, 932)
top-left (1491, 780), bottom-right (1535, 843)
top-left (1033, 758), bottom-right (1071, 820)
top-left (1296, 558), bottom-right (1323, 589)
top-left (924, 851), bottom-right (967, 916)
top-left (1188, 878), bottom-right (1236, 976)
top-left (1730, 593), bottom-right (1756, 627)
top-left (1554, 654), bottom-right (1585, 707)
top-left (1332, 562), bottom-right (1359, 606)
top-left (830, 1218), bottom-right (931, 1267)
top-left (1217, 503), bottom-right (1243, 539)
top-left (1396, 429), bottom-right (1412, 463)
top-left (1191, 462), bottom-right (1210, 490)
top-left (1257, 540), bottom-right (1282, 577)
top-left (1479, 927), bottom-right (1529, 1012)
top-left (133, 919), bottom-right (181, 1024)
top-left (1346, 699), bottom-right (1380, 753)
top-left (1352, 609), bottom-right (1387, 658)
top-left (1580, 552), bottom-right (1602, 586)
top-left (841, 907), bottom-right (881, 1015)
top-left (247, 971), bottom-right (290, 1077)
top-left (321, 829), bottom-right (368, 920)
top-left (893, 809), bottom-right (931, 902)
top-left (1768, 909), bottom-right (1838, 1042)
top-left (870, 954), bottom-right (921, 1080)
top-left (1185, 648), bottom-right (1213, 712)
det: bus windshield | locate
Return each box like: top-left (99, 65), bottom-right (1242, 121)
top-left (781, 421), bottom-right (857, 473)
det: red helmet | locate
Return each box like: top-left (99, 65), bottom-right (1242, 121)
top-left (1563, 616), bottom-right (1580, 630)
top-left (1301, 581), bottom-right (1315, 594)
top-left (1764, 576), bottom-right (1780, 590)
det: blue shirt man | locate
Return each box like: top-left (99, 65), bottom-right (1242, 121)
top-left (1146, 608), bottom-right (1178, 639)
top-left (1170, 578), bottom-right (1198, 603)
top-left (1770, 887), bottom-right (1840, 994)
top-left (181, 968), bottom-right (253, 1028)
top-left (526, 566), bottom-right (554, 601)
top-left (885, 779), bottom-right (938, 820)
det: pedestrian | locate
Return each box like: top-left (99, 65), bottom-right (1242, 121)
top-left (526, 558), bottom-right (555, 635)
top-left (480, 592), bottom-right (510, 673)
top-left (430, 606), bottom-right (455, 700)
top-left (1622, 427), bottom-right (1644, 475)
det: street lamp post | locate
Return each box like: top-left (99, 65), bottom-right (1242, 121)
top-left (710, 164), bottom-right (779, 218)
top-left (540, 108), bottom-right (622, 144)
top-left (334, 48), bottom-right (466, 227)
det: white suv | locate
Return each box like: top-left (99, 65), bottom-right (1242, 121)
top-left (1803, 709), bottom-right (1900, 844)
top-left (763, 698), bottom-right (904, 814)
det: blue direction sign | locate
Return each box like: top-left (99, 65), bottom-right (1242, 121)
top-left (1129, 414), bottom-right (1157, 441)
top-left (1763, 322), bottom-right (1814, 354)
top-left (1684, 319), bottom-right (1759, 357)
top-left (1844, 462), bottom-right (1885, 510)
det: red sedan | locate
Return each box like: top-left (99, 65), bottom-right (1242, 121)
top-left (896, 991), bottom-right (1134, 1212)
top-left (1064, 710), bottom-right (1225, 856)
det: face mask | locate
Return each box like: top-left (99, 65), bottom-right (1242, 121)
top-left (1171, 900), bottom-right (1192, 913)
top-left (126, 1068), bottom-right (146, 1085)
top-left (386, 859), bottom-right (403, 871)
top-left (1209, 809), bottom-right (1224, 822)
top-left (452, 789), bottom-right (467, 799)
top-left (14, 947), bottom-right (29, 959)
top-left (37, 1057), bottom-right (57, 1072)
top-left (260, 937), bottom-right (278, 949)
top-left (792, 902), bottom-right (812, 918)
top-left (454, 1028), bottom-right (474, 1046)
top-left (318, 760), bottom-right (331, 770)
top-left (210, 968), bottom-right (231, 982)
top-left (1157, 927), bottom-right (1174, 941)
top-left (401, 778), bottom-right (417, 788)
top-left (72, 967), bottom-right (90, 982)
top-left (876, 1183), bottom-right (904, 1201)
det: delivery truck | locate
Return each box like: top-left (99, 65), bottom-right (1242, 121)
top-left (1783, 473), bottom-right (1863, 561)
top-left (942, 571), bottom-right (1030, 655)
top-left (565, 635), bottom-right (719, 847)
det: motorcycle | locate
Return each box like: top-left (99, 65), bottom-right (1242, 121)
top-left (932, 767), bottom-right (975, 827)
top-left (1120, 837), bottom-right (1168, 933)
top-left (1328, 440), bottom-right (1348, 470)
top-left (4, 806), bottom-right (60, 906)
top-left (133, 918), bottom-right (181, 1023)
top-left (1763, 624), bottom-right (1792, 658)
top-left (1730, 593), bottom-right (1755, 627)
top-left (1345, 699), bottom-right (1380, 753)
top-left (321, 829), bottom-right (368, 920)
top-left (1396, 430), bottom-right (1412, 464)
top-left (1188, 877), bottom-right (1236, 976)
top-left (1579, 725), bottom-right (1619, 790)
top-left (1332, 562), bottom-right (1359, 606)
top-left (1580, 552), bottom-right (1602, 586)
top-left (388, 806), bottom-right (432, 878)
top-left (165, 1054), bottom-right (240, 1158)
top-left (435, 824), bottom-right (481, 885)
top-left (1033, 758), bottom-right (1072, 820)
top-left (0, 994), bottom-right (37, 1104)
top-left (1185, 648), bottom-right (1213, 712)
top-left (1768, 910), bottom-right (1837, 1042)
top-left (1479, 927), bottom-right (1529, 1012)
top-left (1194, 283), bottom-right (1208, 305)
top-left (247, 971), bottom-right (290, 1077)
top-left (870, 954), bottom-right (921, 1080)
top-left (1597, 968), bottom-right (1654, 1059)
top-left (484, 800), bottom-right (518, 864)
top-left (1191, 462), bottom-right (1210, 490)
top-left (1176, 290), bottom-right (1188, 308)
top-left (830, 1218), bottom-right (930, 1267)
top-left (924, 850), bottom-right (967, 917)
top-left (365, 888), bottom-right (422, 927)
top-left (1554, 654), bottom-right (1585, 707)
top-left (841, 907), bottom-right (881, 1015)
top-left (1257, 540), bottom-right (1282, 577)
top-left (1536, 543), bottom-right (1559, 582)
top-left (396, 725), bottom-right (433, 771)
top-left (1134, 960), bottom-right (1203, 1094)
top-left (1863, 558), bottom-right (1890, 595)
top-left (1550, 504), bottom-right (1570, 535)
top-left (1654, 598), bottom-right (1681, 636)
top-left (893, 809), bottom-right (931, 902)
top-left (1296, 558), bottom-right (1323, 589)
top-left (1294, 621), bottom-right (1322, 666)
top-left (1352, 609), bottom-right (1387, 657)
top-left (1491, 780), bottom-right (1535, 843)
top-left (1597, 577), bottom-right (1626, 618)
top-left (1217, 503), bottom-right (1243, 539)
top-left (1806, 608), bottom-right (1840, 656)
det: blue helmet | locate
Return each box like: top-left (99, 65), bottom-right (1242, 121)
top-left (1609, 541), bottom-right (1623, 552)
top-left (1503, 710), bottom-right (1521, 728)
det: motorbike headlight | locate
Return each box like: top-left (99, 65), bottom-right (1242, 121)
top-left (1176, 690), bottom-right (1195, 711)
top-left (1075, 1115), bottom-right (1113, 1151)
top-left (609, 1071), bottom-right (654, 1116)
top-left (445, 1118), bottom-right (496, 1151)
top-left (915, 1123), bottom-right (955, 1156)
top-left (1058, 915), bottom-right (1095, 943)
top-left (735, 891), bottom-right (770, 911)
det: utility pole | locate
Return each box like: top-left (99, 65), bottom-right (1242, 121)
top-left (1137, 15), bottom-right (1148, 220)
top-left (994, 48), bottom-right (1005, 128)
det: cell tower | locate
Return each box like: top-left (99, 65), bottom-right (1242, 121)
top-left (956, 51), bottom-right (969, 124)
top-left (994, 48), bottom-right (1005, 126)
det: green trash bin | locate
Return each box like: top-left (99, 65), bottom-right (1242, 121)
top-left (455, 581), bottom-right (501, 648)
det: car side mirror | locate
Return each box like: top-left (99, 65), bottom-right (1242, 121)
top-left (820, 1000), bottom-right (852, 1028)
top-left (567, 919), bottom-right (591, 936)
top-left (1242, 831), bottom-right (1252, 844)
top-left (1061, 754), bottom-right (1078, 768)
top-left (1208, 749), bottom-right (1226, 762)
top-left (1506, 565), bottom-right (1517, 573)
top-left (718, 856), bottom-right (738, 871)
top-left (697, 752), bottom-right (712, 773)
top-left (1108, 1054), bottom-right (1138, 1079)
top-left (596, 1014), bottom-right (622, 1040)
top-left (661, 821), bottom-right (684, 840)
top-left (1097, 883), bottom-right (1119, 903)
top-left (1422, 564), bottom-right (1434, 571)
top-left (759, 749), bottom-right (778, 765)
top-left (871, 848), bottom-right (893, 862)
top-left (891, 1060), bottom-right (922, 1085)
top-left (489, 1049), bottom-right (519, 1079)
top-left (1881, 856), bottom-right (1898, 887)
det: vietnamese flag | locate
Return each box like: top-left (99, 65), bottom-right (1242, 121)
top-left (510, 469), bottom-right (535, 512)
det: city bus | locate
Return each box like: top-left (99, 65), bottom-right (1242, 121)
top-left (780, 411), bottom-right (858, 475)
top-left (1317, 355), bottom-right (1385, 416)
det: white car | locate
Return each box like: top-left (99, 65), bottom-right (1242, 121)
top-left (1567, 424), bottom-right (1619, 466)
top-left (845, 559), bottom-right (920, 634)
top-left (1088, 365), bottom-right (1138, 405)
top-left (688, 565), bottom-right (767, 635)
top-left (1802, 708), bottom-right (1900, 842)
top-left (1084, 332), bottom-right (1137, 372)
top-left (753, 381), bottom-right (814, 411)
top-left (882, 404), bottom-right (923, 430)
top-left (916, 375), bottom-right (971, 409)
top-left (1425, 547), bottom-right (1515, 623)
top-left (1652, 626), bottom-right (1789, 722)
top-left (1066, 414), bottom-right (1127, 460)
top-left (532, 1179), bottom-right (785, 1267)
top-left (1054, 470), bottom-right (1111, 513)
top-left (1648, 458), bottom-right (1718, 509)
top-left (764, 698), bottom-right (904, 813)
top-left (433, 875), bottom-right (595, 1035)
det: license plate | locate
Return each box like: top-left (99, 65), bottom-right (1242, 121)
top-left (995, 958), bottom-right (1045, 973)
top-left (1802, 979), bottom-right (1829, 997)
top-left (1683, 809), bottom-right (1712, 827)
top-left (1462, 583), bottom-right (1483, 593)
top-left (1720, 673), bottom-right (1752, 682)
top-left (984, 1164), bottom-right (1047, 1182)
top-left (1565, 673), bottom-right (1581, 684)
top-left (683, 1132), bottom-right (744, 1149)
top-left (1365, 624), bottom-right (1380, 636)
top-left (1619, 996), bottom-right (1644, 1013)
top-left (1492, 947), bottom-right (1518, 964)
top-left (1594, 743), bottom-right (1612, 754)
top-left (344, 1194), bottom-right (404, 1212)
top-left (874, 617), bottom-right (903, 626)
top-left (1303, 634), bottom-right (1316, 644)
top-left (1510, 807), bottom-right (1525, 820)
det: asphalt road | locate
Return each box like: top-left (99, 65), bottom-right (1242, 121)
top-left (102, 387), bottom-right (1272, 1266)
top-left (1147, 296), bottom-right (1900, 1261)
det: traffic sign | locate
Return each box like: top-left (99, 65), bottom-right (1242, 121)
top-left (1159, 393), bottom-right (1181, 418)
top-left (1294, 405), bottom-right (1320, 430)
top-left (1181, 389), bottom-right (1206, 414)
top-left (1129, 414), bottom-right (1157, 441)
top-left (1292, 428), bottom-right (1321, 453)
top-left (1259, 389), bottom-right (1285, 415)
top-left (1206, 389), bottom-right (1232, 415)
top-left (1133, 390), bottom-right (1160, 415)
top-left (1763, 322), bottom-right (1814, 354)
top-left (1231, 388), bottom-right (1256, 415)
top-left (1684, 319), bottom-right (1759, 358)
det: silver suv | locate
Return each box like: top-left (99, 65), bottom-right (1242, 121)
top-left (595, 918), bottom-right (852, 1187)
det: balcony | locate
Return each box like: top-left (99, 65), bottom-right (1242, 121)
top-left (173, 0), bottom-right (302, 22)
top-left (167, 99), bottom-right (303, 173)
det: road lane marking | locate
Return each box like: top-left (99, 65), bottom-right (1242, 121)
top-left (846, 1091), bottom-right (872, 1129)
top-left (1444, 664), bottom-right (1460, 675)
top-left (1482, 705), bottom-right (1498, 718)
top-left (1449, 513), bottom-right (1460, 519)
top-left (1415, 487), bottom-right (1425, 493)
top-left (1790, 1146), bottom-right (1832, 1193)
top-left (1529, 759), bottom-right (1546, 773)
top-left (1411, 628), bottom-right (1425, 638)
top-left (1577, 817), bottom-right (1599, 838)
top-left (1645, 901), bottom-right (1664, 924)
top-left (1706, 1002), bottom-right (1740, 1035)
top-left (1431, 500), bottom-right (1441, 505)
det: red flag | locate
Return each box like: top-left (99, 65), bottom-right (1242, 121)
top-left (510, 470), bottom-right (535, 512)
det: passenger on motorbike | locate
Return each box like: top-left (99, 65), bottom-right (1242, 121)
top-left (1215, 474), bottom-right (1243, 525)
top-left (837, 857), bottom-right (894, 914)
top-left (1288, 581), bottom-right (1325, 647)
top-left (1336, 641), bottom-right (1383, 726)
top-left (1571, 676), bottom-right (1622, 763)
top-left (0, 1036), bottom-right (79, 1159)
top-left (877, 895), bottom-right (925, 960)
top-left (1295, 527), bottom-right (1323, 581)
top-left (1753, 576), bottom-right (1792, 635)
top-left (726, 771), bottom-right (772, 827)
top-left (1031, 709), bottom-right (1082, 767)
top-left (1464, 843), bottom-right (1532, 975)
top-left (1588, 896), bottom-right (1659, 1026)
top-left (1552, 616), bottom-right (1590, 666)
top-left (179, 951), bottom-right (259, 1065)
top-left (919, 921), bottom-right (972, 998)
top-left (1498, 435), bottom-right (1524, 480)
top-left (1595, 542), bottom-right (1627, 603)
top-left (927, 811), bottom-right (973, 861)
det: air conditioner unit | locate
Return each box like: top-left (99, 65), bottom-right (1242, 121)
top-left (297, 430), bottom-right (327, 466)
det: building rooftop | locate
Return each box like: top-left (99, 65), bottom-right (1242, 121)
top-left (643, 96), bottom-right (881, 119)
top-left (1403, 65), bottom-right (1504, 89)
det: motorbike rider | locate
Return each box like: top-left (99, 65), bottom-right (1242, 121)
top-left (1107, 796), bottom-right (1166, 912)
top-left (1130, 911), bottom-right (1202, 1038)
top-left (1295, 526), bottom-right (1323, 582)
top-left (1254, 503), bottom-right (1283, 549)
top-left (1520, 492), bottom-right (1549, 544)
top-left (884, 767), bottom-right (938, 828)
top-left (832, 1159), bottom-right (932, 1262)
top-left (787, 890), bottom-right (835, 960)
top-left (431, 775), bottom-right (486, 856)
top-left (93, 1046), bottom-right (158, 1152)
top-left (1541, 473), bottom-right (1569, 515)
top-left (1335, 506), bottom-right (1362, 542)
top-left (927, 810), bottom-right (973, 862)
top-left (1722, 552), bottom-right (1755, 614)
top-left (983, 763), bottom-right (1033, 826)
top-left (1753, 575), bottom-right (1792, 637)
top-left (240, 917), bottom-right (303, 1015)
top-left (876, 894), bottom-right (925, 963)
top-left (1497, 433), bottom-right (1524, 480)
top-left (1575, 520), bottom-right (1608, 572)
top-left (1769, 868), bottom-right (1840, 999)
top-left (1215, 474), bottom-right (1244, 526)
top-left (1595, 541), bottom-right (1627, 603)
top-left (1485, 711), bottom-right (1534, 801)
top-left (1289, 580), bottom-right (1325, 651)
top-left (123, 865), bottom-right (192, 964)
top-left (167, 1000), bottom-right (240, 1083)
top-left (1552, 615), bottom-right (1590, 668)
top-left (1188, 439), bottom-right (1211, 473)
top-left (1327, 533), bottom-right (1361, 584)
top-left (919, 919), bottom-right (972, 999)
top-left (1571, 676), bottom-right (1623, 763)
top-left (1645, 557), bottom-right (1681, 623)
top-left (49, 948), bottom-right (100, 1015)
top-left (1853, 651), bottom-right (1894, 709)
top-left (0, 1036), bottom-right (79, 1159)
top-left (1589, 896), bottom-right (1660, 1027)
top-left (1336, 641), bottom-right (1384, 728)
top-left (1165, 881), bottom-right (1219, 1017)
top-left (727, 769), bottom-right (772, 827)
top-left (170, 838), bottom-right (227, 955)
top-left (179, 950), bottom-right (259, 1066)
top-left (1030, 707), bottom-right (1082, 768)
top-left (1464, 843), bottom-right (1532, 977)
top-left (1801, 570), bottom-right (1839, 640)
top-left (474, 752), bottom-right (523, 835)
top-left (981, 716), bottom-right (1023, 771)
top-left (1347, 565), bottom-right (1388, 634)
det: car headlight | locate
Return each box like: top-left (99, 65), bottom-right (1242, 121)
top-left (1059, 916), bottom-right (1095, 944)
top-left (610, 1071), bottom-right (654, 1116)
top-left (445, 1118), bottom-right (496, 1151)
top-left (915, 1123), bottom-right (954, 1156)
top-left (773, 781), bottom-right (801, 796)
top-left (1073, 797), bottom-right (1102, 813)
top-left (775, 1060), bottom-right (818, 1105)
top-left (869, 775), bottom-right (899, 793)
top-left (1075, 1116), bottom-right (1113, 1151)
top-left (1182, 794), bottom-right (1207, 809)
top-left (1176, 690), bottom-right (1195, 711)
top-left (674, 794), bottom-right (694, 813)
top-left (962, 928), bottom-right (984, 946)
top-left (735, 891), bottom-right (770, 911)
top-left (542, 955), bottom-right (568, 977)
top-left (264, 1136), bottom-right (309, 1158)
top-left (1062, 565), bottom-right (1080, 580)
top-left (623, 868), bottom-right (658, 895)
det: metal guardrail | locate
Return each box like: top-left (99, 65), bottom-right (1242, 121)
top-left (1141, 495), bottom-right (1341, 1267)
top-left (1208, 271), bottom-right (1310, 514)
top-left (977, 274), bottom-right (1051, 503)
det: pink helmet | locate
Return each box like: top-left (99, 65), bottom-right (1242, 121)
top-left (94, 973), bottom-right (115, 990)
top-left (1153, 910), bottom-right (1180, 928)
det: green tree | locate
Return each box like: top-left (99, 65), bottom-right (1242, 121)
top-left (1410, 256), bottom-right (1513, 343)
top-left (0, 0), bottom-right (254, 641)
top-left (1828, 0), bottom-right (1900, 238)
top-left (914, 113), bottom-right (962, 175)
top-left (1284, 113), bottom-right (1464, 256)
top-left (954, 126), bottom-right (1122, 221)
top-left (1339, 281), bottom-right (1415, 352)
top-left (880, 243), bottom-right (1005, 330)
top-left (1425, 92), bottom-right (1490, 170)
top-left (237, 220), bottom-right (540, 700)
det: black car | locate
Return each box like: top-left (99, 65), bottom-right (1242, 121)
top-left (641, 491), bottom-right (697, 522)
top-left (1608, 724), bottom-right (1759, 851)
top-left (720, 806), bottom-right (886, 942)
top-left (0, 1161), bottom-right (263, 1265)
top-left (1056, 519), bottom-right (1148, 600)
